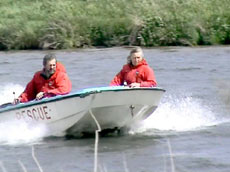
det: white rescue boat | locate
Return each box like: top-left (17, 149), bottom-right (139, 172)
top-left (0, 86), bottom-right (165, 137)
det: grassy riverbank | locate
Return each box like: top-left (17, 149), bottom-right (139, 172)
top-left (0, 0), bottom-right (230, 50)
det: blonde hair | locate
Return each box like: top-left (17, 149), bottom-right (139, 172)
top-left (127, 47), bottom-right (144, 64)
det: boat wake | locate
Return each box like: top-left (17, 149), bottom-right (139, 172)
top-left (130, 94), bottom-right (227, 135)
top-left (0, 83), bottom-right (24, 105)
top-left (0, 84), bottom-right (46, 145)
top-left (0, 121), bottom-right (46, 145)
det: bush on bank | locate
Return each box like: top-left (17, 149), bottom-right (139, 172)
top-left (0, 0), bottom-right (230, 50)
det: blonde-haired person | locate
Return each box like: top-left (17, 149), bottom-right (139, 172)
top-left (110, 47), bottom-right (157, 88)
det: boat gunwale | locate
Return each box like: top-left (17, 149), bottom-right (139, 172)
top-left (0, 87), bottom-right (165, 113)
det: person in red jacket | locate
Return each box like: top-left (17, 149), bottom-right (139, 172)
top-left (14, 53), bottom-right (72, 104)
top-left (110, 47), bottom-right (157, 88)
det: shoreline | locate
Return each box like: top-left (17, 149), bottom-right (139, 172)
top-left (0, 0), bottom-right (230, 50)
top-left (1, 45), bottom-right (230, 53)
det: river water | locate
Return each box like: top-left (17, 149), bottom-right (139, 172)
top-left (0, 46), bottom-right (230, 172)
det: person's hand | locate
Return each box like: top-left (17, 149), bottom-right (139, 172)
top-left (13, 98), bottom-right (21, 105)
top-left (129, 83), bottom-right (141, 88)
top-left (36, 92), bottom-right (45, 100)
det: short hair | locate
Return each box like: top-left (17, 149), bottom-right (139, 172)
top-left (43, 53), bottom-right (57, 66)
top-left (130, 47), bottom-right (144, 57)
top-left (127, 47), bottom-right (144, 64)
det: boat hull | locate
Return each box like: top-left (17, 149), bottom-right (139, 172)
top-left (0, 87), bottom-right (165, 137)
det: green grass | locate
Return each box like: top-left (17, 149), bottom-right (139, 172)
top-left (0, 0), bottom-right (230, 50)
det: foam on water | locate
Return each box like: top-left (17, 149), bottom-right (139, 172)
top-left (0, 83), bottom-right (24, 105)
top-left (0, 84), bottom-right (46, 145)
top-left (0, 121), bottom-right (46, 145)
top-left (131, 94), bottom-right (226, 134)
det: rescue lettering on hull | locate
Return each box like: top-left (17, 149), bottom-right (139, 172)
top-left (16, 105), bottom-right (51, 121)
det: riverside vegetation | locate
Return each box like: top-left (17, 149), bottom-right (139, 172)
top-left (0, 0), bottom-right (230, 50)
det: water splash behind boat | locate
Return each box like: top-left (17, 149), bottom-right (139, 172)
top-left (0, 84), bottom-right (46, 145)
top-left (0, 121), bottom-right (46, 145)
top-left (131, 94), bottom-right (227, 134)
top-left (0, 83), bottom-right (24, 105)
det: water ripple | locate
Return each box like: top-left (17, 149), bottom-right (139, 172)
top-left (175, 67), bottom-right (202, 71)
